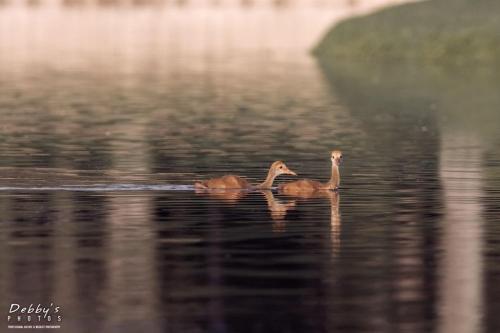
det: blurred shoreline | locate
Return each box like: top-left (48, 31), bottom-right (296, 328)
top-left (314, 0), bottom-right (500, 65)
top-left (0, 0), bottom-right (416, 73)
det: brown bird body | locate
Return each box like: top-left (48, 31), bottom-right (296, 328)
top-left (279, 150), bottom-right (342, 191)
top-left (195, 161), bottom-right (296, 189)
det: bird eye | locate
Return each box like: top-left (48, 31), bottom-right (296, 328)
top-left (279, 166), bottom-right (283, 169)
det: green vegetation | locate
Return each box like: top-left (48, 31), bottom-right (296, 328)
top-left (313, 0), bottom-right (500, 66)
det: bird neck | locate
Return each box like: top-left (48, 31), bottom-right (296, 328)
top-left (324, 163), bottom-right (340, 189)
top-left (255, 167), bottom-right (277, 189)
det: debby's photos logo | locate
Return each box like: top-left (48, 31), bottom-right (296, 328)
top-left (6, 303), bottom-right (62, 327)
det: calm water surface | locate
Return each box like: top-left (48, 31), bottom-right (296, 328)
top-left (1, 5), bottom-right (500, 333)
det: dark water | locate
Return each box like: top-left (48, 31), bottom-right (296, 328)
top-left (2, 11), bottom-right (500, 333)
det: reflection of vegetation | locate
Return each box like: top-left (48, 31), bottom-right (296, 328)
top-left (319, 61), bottom-right (500, 312)
top-left (318, 60), bottom-right (500, 145)
top-left (314, 0), bottom-right (500, 65)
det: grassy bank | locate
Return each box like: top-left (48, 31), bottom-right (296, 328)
top-left (313, 0), bottom-right (500, 66)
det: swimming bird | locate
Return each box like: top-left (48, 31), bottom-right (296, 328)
top-left (278, 150), bottom-right (342, 191)
top-left (194, 161), bottom-right (296, 189)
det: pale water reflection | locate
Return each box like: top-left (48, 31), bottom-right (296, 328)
top-left (1, 3), bottom-right (500, 333)
top-left (439, 132), bottom-right (484, 333)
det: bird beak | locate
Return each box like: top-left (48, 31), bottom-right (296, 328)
top-left (285, 168), bottom-right (297, 176)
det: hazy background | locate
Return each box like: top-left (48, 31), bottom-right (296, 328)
top-left (1, 1), bottom-right (500, 333)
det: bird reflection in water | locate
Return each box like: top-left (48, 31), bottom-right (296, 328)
top-left (194, 189), bottom-right (295, 232)
top-left (259, 190), bottom-right (296, 232)
top-left (195, 188), bottom-right (341, 256)
top-left (194, 188), bottom-right (250, 204)
top-left (279, 189), bottom-right (341, 258)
